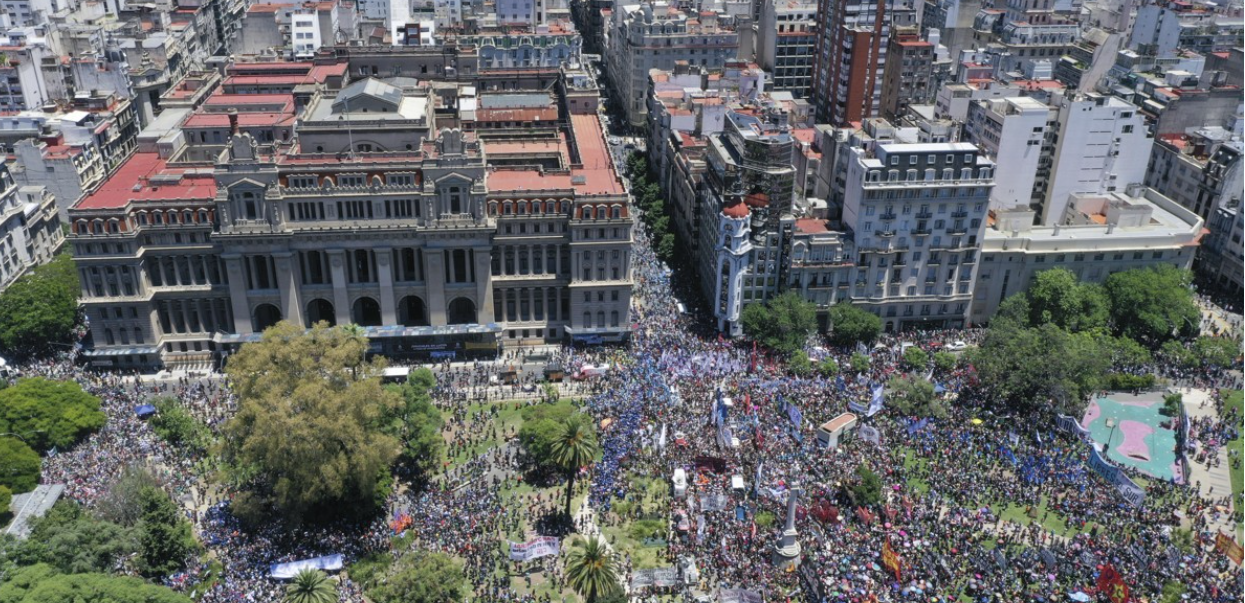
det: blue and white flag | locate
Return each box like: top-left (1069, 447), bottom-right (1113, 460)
top-left (867, 384), bottom-right (885, 416)
top-left (786, 403), bottom-right (802, 429)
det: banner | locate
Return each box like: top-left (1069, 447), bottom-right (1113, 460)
top-left (1055, 414), bottom-right (1090, 439)
top-left (1096, 564), bottom-right (1129, 603)
top-left (632, 567), bottom-right (680, 589)
top-left (882, 538), bottom-right (902, 581)
top-left (786, 402), bottom-right (803, 429)
top-left (858, 424), bottom-right (880, 445)
top-left (700, 493), bottom-right (730, 512)
top-left (719, 588), bottom-right (764, 603)
top-left (1087, 446), bottom-right (1146, 507)
top-left (269, 555), bottom-right (343, 579)
top-left (1216, 532), bottom-right (1244, 566)
top-left (508, 536), bottom-right (560, 562)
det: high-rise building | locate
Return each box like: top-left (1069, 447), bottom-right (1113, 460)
top-left (879, 27), bottom-right (934, 120)
top-left (1041, 92), bottom-right (1152, 225)
top-left (756, 0), bottom-right (818, 99)
top-left (963, 96), bottom-right (1050, 211)
top-left (811, 0), bottom-right (917, 126)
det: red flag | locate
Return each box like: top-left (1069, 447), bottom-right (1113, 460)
top-left (882, 537), bottom-right (902, 581)
top-left (1096, 564), bottom-right (1130, 603)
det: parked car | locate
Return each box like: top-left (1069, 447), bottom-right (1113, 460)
top-left (947, 340), bottom-right (968, 351)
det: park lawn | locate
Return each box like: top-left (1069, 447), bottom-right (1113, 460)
top-left (1223, 389), bottom-right (1243, 534)
top-left (901, 448), bottom-right (931, 493)
top-left (992, 496), bottom-right (1096, 537)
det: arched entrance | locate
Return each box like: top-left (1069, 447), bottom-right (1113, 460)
top-left (398, 296), bottom-right (428, 327)
top-left (447, 297), bottom-right (477, 325)
top-left (252, 303), bottom-right (282, 332)
top-left (305, 299), bottom-right (336, 327)
top-left (352, 297), bottom-right (382, 326)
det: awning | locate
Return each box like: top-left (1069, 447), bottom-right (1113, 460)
top-left (135, 404), bottom-right (157, 418)
top-left (81, 346), bottom-right (159, 357)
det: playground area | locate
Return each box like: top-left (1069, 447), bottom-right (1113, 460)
top-left (1082, 392), bottom-right (1181, 482)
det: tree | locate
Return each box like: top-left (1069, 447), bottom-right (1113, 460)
top-left (0, 485), bottom-right (11, 519)
top-left (384, 369), bottom-right (443, 479)
top-left (551, 418), bottom-right (599, 518)
top-left (0, 254), bottom-right (80, 359)
top-left (370, 552), bottom-right (465, 603)
top-left (901, 346), bottom-right (928, 372)
top-left (149, 396), bottom-right (212, 455)
top-left (220, 322), bottom-right (401, 525)
top-left (1193, 336), bottom-right (1241, 368)
top-left (1025, 268), bottom-right (1109, 332)
top-left (1101, 335), bottom-right (1152, 369)
top-left (969, 323), bottom-right (1108, 417)
top-left (14, 501), bottom-right (138, 574)
top-left (788, 351), bottom-right (813, 377)
top-left (657, 232), bottom-right (676, 261)
top-left (932, 351), bottom-right (956, 373)
top-left (827, 303), bottom-right (882, 348)
top-left (1159, 339), bottom-right (1197, 368)
top-left (1159, 581), bottom-right (1186, 603)
top-left (0, 564), bottom-right (191, 603)
top-left (0, 438), bottom-right (40, 493)
top-left (849, 352), bottom-right (870, 374)
top-left (1161, 393), bottom-right (1183, 417)
top-left (518, 401), bottom-right (580, 470)
top-left (0, 378), bottom-right (104, 453)
top-left (1103, 265), bottom-right (1199, 346)
top-left (819, 357), bottom-right (839, 377)
top-left (849, 465), bottom-right (882, 508)
top-left (565, 536), bottom-right (621, 603)
top-left (94, 466), bottom-right (161, 527)
top-left (887, 375), bottom-right (946, 419)
top-left (285, 569), bottom-right (337, 603)
top-left (741, 292), bottom-right (818, 354)
top-left (135, 486), bottom-right (199, 577)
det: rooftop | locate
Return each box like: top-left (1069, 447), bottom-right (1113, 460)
top-left (75, 153), bottom-right (217, 211)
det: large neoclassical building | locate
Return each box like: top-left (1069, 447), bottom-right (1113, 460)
top-left (68, 62), bottom-right (633, 369)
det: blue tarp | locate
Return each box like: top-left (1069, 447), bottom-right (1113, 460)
top-left (269, 554), bottom-right (344, 579)
top-left (135, 405), bottom-right (156, 418)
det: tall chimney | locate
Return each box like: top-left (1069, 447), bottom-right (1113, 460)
top-left (228, 108), bottom-right (239, 135)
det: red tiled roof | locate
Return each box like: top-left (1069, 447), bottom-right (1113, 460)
top-left (744, 192), bottom-right (769, 207)
top-left (75, 153), bottom-right (217, 211)
top-left (795, 218), bottom-right (828, 234)
top-left (723, 201), bottom-right (749, 218)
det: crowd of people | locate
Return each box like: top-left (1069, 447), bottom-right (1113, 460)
top-left (3, 181), bottom-right (1241, 603)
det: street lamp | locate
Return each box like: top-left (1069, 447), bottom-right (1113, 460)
top-left (1104, 418), bottom-right (1118, 455)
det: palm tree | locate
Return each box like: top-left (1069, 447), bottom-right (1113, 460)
top-left (284, 568), bottom-right (337, 603)
top-left (565, 535), bottom-right (621, 603)
top-left (551, 417), bottom-right (599, 518)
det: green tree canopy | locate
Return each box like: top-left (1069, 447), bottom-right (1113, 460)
top-left (11, 501), bottom-right (137, 574)
top-left (565, 536), bottom-right (621, 603)
top-left (1103, 265), bottom-right (1199, 346)
top-left (94, 466), bottom-right (161, 527)
top-left (849, 352), bottom-right (870, 373)
top-left (1024, 268), bottom-right (1109, 332)
top-left (383, 368), bottom-right (444, 478)
top-left (849, 465), bottom-right (882, 508)
top-left (0, 377), bottom-right (104, 453)
top-left (0, 254), bottom-right (79, 359)
top-left (285, 569), bottom-right (337, 603)
top-left (827, 303), bottom-right (882, 348)
top-left (901, 346), bottom-right (929, 372)
top-left (551, 418), bottom-right (599, 517)
top-left (221, 321), bottom-right (401, 525)
top-left (0, 438), bottom-right (40, 493)
top-left (1192, 336), bottom-right (1241, 368)
top-left (0, 485), bottom-right (11, 519)
top-left (149, 396), bottom-right (212, 455)
top-left (518, 400), bottom-right (581, 470)
top-left (969, 323), bottom-right (1108, 417)
top-left (135, 486), bottom-right (199, 577)
top-left (741, 292), bottom-right (818, 354)
top-left (932, 351), bottom-right (956, 373)
top-left (788, 350), bottom-right (813, 377)
top-left (369, 552), bottom-right (465, 603)
top-left (886, 375), bottom-right (947, 419)
top-left (0, 563), bottom-right (189, 603)
top-left (818, 357), bottom-right (839, 377)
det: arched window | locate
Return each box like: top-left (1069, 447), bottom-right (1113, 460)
top-left (583, 312), bottom-right (592, 327)
top-left (612, 205), bottom-right (621, 218)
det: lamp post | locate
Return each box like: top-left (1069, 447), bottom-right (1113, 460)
top-left (1104, 418), bottom-right (1118, 455)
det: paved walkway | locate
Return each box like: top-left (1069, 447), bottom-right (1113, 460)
top-left (1179, 388), bottom-right (1237, 537)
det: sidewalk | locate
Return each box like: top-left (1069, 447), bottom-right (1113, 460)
top-left (1180, 388), bottom-right (1238, 537)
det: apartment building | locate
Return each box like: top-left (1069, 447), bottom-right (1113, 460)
top-left (756, 0), bottom-right (817, 99)
top-left (1145, 128), bottom-right (1242, 222)
top-left (67, 63), bottom-right (633, 369)
top-left (811, 0), bottom-right (914, 125)
top-left (607, 2), bottom-right (742, 128)
top-left (0, 165), bottom-right (61, 293)
top-left (972, 186), bottom-right (1204, 322)
top-left (879, 27), bottom-right (934, 121)
top-left (963, 96), bottom-right (1050, 211)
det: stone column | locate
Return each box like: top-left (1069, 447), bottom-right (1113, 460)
top-left (376, 248), bottom-right (397, 325)
top-left (327, 250), bottom-right (351, 326)
top-left (223, 255), bottom-right (252, 333)
top-left (273, 252), bottom-right (302, 327)
top-left (773, 488), bottom-right (802, 567)
top-left (425, 249), bottom-right (447, 326)
top-left (475, 246), bottom-right (494, 323)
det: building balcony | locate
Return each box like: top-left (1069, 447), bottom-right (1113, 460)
top-left (951, 210), bottom-right (968, 218)
top-left (947, 228), bottom-right (967, 235)
top-left (875, 230), bottom-right (896, 238)
top-left (879, 213), bottom-right (897, 221)
top-left (916, 211), bottom-right (933, 219)
top-left (911, 228), bottom-right (931, 236)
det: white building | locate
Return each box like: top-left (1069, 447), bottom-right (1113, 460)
top-left (0, 165), bottom-right (62, 293)
top-left (839, 121), bottom-right (996, 331)
top-left (1041, 92), bottom-right (1152, 226)
top-left (964, 96), bottom-right (1050, 211)
top-left (756, 0), bottom-right (817, 98)
top-left (972, 185), bottom-right (1204, 322)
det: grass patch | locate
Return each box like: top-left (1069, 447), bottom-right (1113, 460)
top-left (990, 496), bottom-right (1095, 537)
top-left (901, 447), bottom-right (931, 493)
top-left (1223, 389), bottom-right (1243, 534)
top-left (347, 550), bottom-right (393, 587)
top-left (188, 559), bottom-right (225, 599)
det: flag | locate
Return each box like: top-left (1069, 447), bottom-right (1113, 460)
top-left (1216, 532), bottom-right (1244, 566)
top-left (750, 521), bottom-right (757, 540)
top-left (868, 384), bottom-right (885, 416)
top-left (786, 402), bottom-right (802, 429)
top-left (882, 538), bottom-right (902, 581)
top-left (1096, 564), bottom-right (1130, 603)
